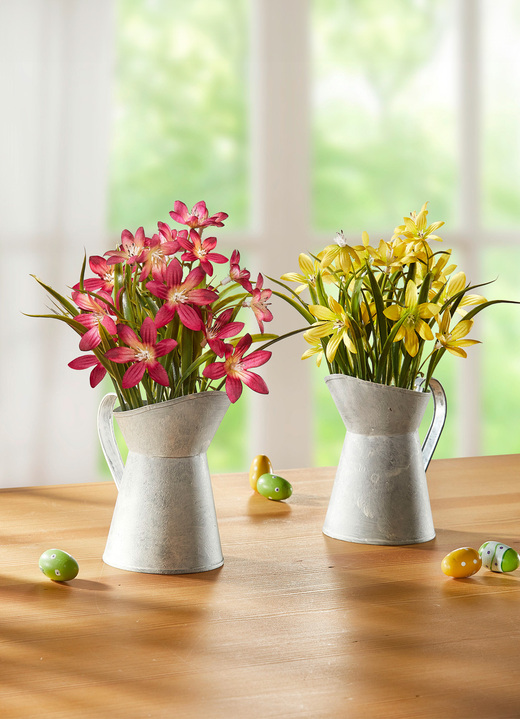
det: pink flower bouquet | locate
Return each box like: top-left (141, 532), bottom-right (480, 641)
top-left (31, 201), bottom-right (275, 409)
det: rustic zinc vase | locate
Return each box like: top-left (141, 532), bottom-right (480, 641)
top-left (323, 374), bottom-right (446, 546)
top-left (97, 391), bottom-right (230, 574)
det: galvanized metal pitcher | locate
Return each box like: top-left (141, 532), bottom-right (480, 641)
top-left (323, 375), bottom-right (446, 546)
top-left (97, 391), bottom-right (230, 574)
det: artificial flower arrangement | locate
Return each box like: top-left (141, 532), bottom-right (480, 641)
top-left (274, 203), bottom-right (509, 391)
top-left (30, 201), bottom-right (275, 410)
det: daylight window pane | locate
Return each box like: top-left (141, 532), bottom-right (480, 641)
top-left (109, 0), bottom-right (249, 235)
top-left (482, 0), bottom-right (520, 228)
top-left (481, 247), bottom-right (520, 454)
top-left (311, 0), bottom-right (458, 234)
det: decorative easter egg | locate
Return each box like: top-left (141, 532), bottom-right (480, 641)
top-left (441, 547), bottom-right (482, 578)
top-left (39, 549), bottom-right (79, 582)
top-left (256, 473), bottom-right (293, 501)
top-left (479, 541), bottom-right (520, 573)
top-left (249, 455), bottom-right (273, 491)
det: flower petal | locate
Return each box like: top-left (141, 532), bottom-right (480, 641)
top-left (207, 252), bottom-right (227, 265)
top-left (383, 305), bottom-right (402, 321)
top-left (449, 320), bottom-right (473, 340)
top-left (104, 347), bottom-right (136, 363)
top-left (241, 371), bottom-right (268, 395)
top-left (203, 362), bottom-right (227, 380)
top-left (122, 362), bottom-right (146, 388)
top-left (154, 304), bottom-right (176, 328)
top-left (192, 200), bottom-right (208, 219)
top-left (417, 319), bottom-right (434, 341)
top-left (404, 329), bottom-right (419, 357)
top-left (405, 280), bottom-right (418, 308)
top-left (169, 201), bottom-right (188, 224)
top-left (225, 376), bottom-right (243, 403)
top-left (147, 361), bottom-right (170, 386)
top-left (304, 321), bottom-right (334, 340)
top-left (146, 280), bottom-right (169, 300)
top-left (309, 305), bottom-right (335, 321)
top-left (79, 327), bottom-right (101, 351)
top-left (101, 316), bottom-right (118, 335)
top-left (217, 321), bottom-right (245, 339)
top-left (188, 288), bottom-right (218, 305)
top-left (140, 317), bottom-right (157, 346)
top-left (177, 304), bottom-right (203, 331)
top-left (117, 324), bottom-right (141, 348)
top-left (325, 332), bottom-right (343, 362)
top-left (154, 338), bottom-right (177, 357)
top-left (165, 258), bottom-right (183, 287)
top-left (90, 364), bottom-right (107, 388)
top-left (68, 355), bottom-right (100, 370)
top-left (298, 253), bottom-right (315, 276)
top-left (234, 333), bottom-right (253, 358)
top-left (241, 350), bottom-right (272, 370)
top-left (183, 266), bottom-right (206, 291)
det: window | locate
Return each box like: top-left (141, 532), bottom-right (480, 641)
top-left (106, 0), bottom-right (520, 475)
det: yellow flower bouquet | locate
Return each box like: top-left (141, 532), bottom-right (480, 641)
top-left (275, 203), bottom-right (511, 391)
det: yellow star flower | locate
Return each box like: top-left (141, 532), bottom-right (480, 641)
top-left (301, 337), bottom-right (324, 366)
top-left (320, 231), bottom-right (360, 274)
top-left (280, 253), bottom-right (333, 294)
top-left (383, 280), bottom-right (440, 357)
top-left (417, 249), bottom-right (456, 289)
top-left (392, 201), bottom-right (444, 243)
top-left (434, 310), bottom-right (480, 358)
top-left (372, 238), bottom-right (414, 274)
top-left (353, 231), bottom-right (377, 265)
top-left (305, 296), bottom-right (357, 362)
top-left (433, 271), bottom-right (487, 315)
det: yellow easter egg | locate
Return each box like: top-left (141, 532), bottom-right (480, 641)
top-left (441, 547), bottom-right (482, 578)
top-left (249, 455), bottom-right (273, 491)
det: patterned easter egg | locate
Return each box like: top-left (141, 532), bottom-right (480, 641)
top-left (39, 549), bottom-right (79, 582)
top-left (441, 547), bottom-right (482, 578)
top-left (257, 474), bottom-right (293, 501)
top-left (249, 455), bottom-right (273, 491)
top-left (478, 541), bottom-right (520, 573)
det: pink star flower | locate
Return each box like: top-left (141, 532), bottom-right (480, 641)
top-left (146, 258), bottom-right (218, 330)
top-left (137, 232), bottom-right (182, 282)
top-left (73, 256), bottom-right (115, 294)
top-left (157, 221), bottom-right (187, 249)
top-left (178, 229), bottom-right (228, 276)
top-left (105, 227), bottom-right (149, 267)
top-left (104, 317), bottom-right (177, 389)
top-left (73, 291), bottom-right (117, 351)
top-left (202, 333), bottom-right (271, 403)
top-left (169, 200), bottom-right (228, 229)
top-left (68, 354), bottom-right (107, 388)
top-left (202, 308), bottom-right (245, 357)
top-left (248, 274), bottom-right (273, 333)
top-left (227, 250), bottom-right (253, 292)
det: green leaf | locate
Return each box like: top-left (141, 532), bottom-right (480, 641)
top-left (365, 262), bottom-right (388, 348)
top-left (23, 312), bottom-right (86, 335)
top-left (271, 290), bottom-right (315, 324)
top-left (31, 276), bottom-right (78, 316)
top-left (211, 292), bottom-right (248, 314)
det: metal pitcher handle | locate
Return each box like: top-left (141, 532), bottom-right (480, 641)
top-left (97, 393), bottom-right (124, 490)
top-left (418, 377), bottom-right (447, 471)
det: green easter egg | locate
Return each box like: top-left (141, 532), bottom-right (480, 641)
top-left (257, 474), bottom-right (292, 501)
top-left (39, 549), bottom-right (79, 582)
top-left (479, 541), bottom-right (520, 573)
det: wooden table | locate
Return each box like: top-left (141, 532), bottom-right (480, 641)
top-left (1, 455), bottom-right (520, 718)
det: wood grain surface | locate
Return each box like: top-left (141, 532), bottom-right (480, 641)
top-left (1, 455), bottom-right (519, 718)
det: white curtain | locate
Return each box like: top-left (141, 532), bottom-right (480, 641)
top-left (0, 1), bottom-right (115, 487)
